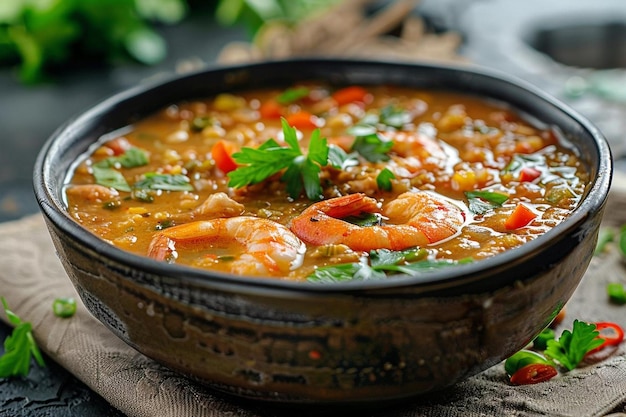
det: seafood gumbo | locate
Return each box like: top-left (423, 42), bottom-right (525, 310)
top-left (64, 84), bottom-right (588, 282)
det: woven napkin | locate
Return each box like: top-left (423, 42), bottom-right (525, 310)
top-left (0, 176), bottom-right (625, 417)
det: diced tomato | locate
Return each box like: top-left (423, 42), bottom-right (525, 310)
top-left (510, 363), bottom-right (557, 385)
top-left (504, 203), bottom-right (537, 230)
top-left (259, 99), bottom-right (283, 119)
top-left (332, 86), bottom-right (368, 106)
top-left (586, 322), bottom-right (624, 356)
top-left (211, 140), bottom-right (239, 174)
top-left (107, 137), bottom-right (132, 156)
top-left (286, 111), bottom-right (317, 130)
top-left (519, 167), bottom-right (542, 182)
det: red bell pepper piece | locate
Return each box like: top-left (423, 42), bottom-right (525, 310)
top-left (504, 203), bottom-right (537, 230)
top-left (211, 140), bottom-right (239, 174)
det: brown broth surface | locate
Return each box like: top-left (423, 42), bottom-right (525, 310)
top-left (65, 84), bottom-right (588, 282)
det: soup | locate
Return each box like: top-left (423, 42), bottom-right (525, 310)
top-left (64, 84), bottom-right (587, 282)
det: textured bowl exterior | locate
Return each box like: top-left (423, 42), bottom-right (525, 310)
top-left (34, 59), bottom-right (612, 404)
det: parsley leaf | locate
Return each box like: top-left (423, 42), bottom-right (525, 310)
top-left (0, 297), bottom-right (45, 378)
top-left (92, 166), bottom-right (131, 192)
top-left (465, 190), bottom-right (508, 215)
top-left (341, 213), bottom-right (383, 227)
top-left (351, 133), bottom-right (392, 162)
top-left (377, 168), bottom-right (395, 191)
top-left (307, 248), bottom-right (469, 282)
top-left (369, 248), bottom-right (428, 267)
top-left (133, 173), bottom-right (194, 192)
top-left (95, 147), bottom-right (149, 169)
top-left (544, 320), bottom-right (604, 371)
top-left (380, 104), bottom-right (412, 128)
top-left (327, 145), bottom-right (358, 170)
top-left (91, 148), bottom-right (150, 192)
top-left (229, 118), bottom-right (329, 200)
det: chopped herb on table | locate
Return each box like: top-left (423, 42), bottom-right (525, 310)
top-left (53, 297), bottom-right (77, 318)
top-left (594, 224), bottom-right (626, 303)
top-left (505, 319), bottom-right (625, 385)
top-left (0, 297), bottom-right (45, 378)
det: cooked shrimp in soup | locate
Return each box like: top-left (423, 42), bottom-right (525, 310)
top-left (65, 84), bottom-right (588, 281)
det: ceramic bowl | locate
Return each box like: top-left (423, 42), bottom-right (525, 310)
top-left (33, 59), bottom-right (612, 405)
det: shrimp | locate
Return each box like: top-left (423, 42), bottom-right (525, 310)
top-left (148, 217), bottom-right (306, 277)
top-left (182, 192), bottom-right (244, 220)
top-left (65, 184), bottom-right (119, 202)
top-left (387, 131), bottom-right (451, 171)
top-left (290, 191), bottom-right (465, 252)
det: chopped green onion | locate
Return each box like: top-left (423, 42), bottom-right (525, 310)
top-left (52, 298), bottom-right (77, 318)
top-left (277, 87), bottom-right (310, 104)
top-left (607, 282), bottom-right (626, 305)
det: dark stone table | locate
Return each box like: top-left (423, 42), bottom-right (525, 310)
top-left (2, 0), bottom-right (625, 415)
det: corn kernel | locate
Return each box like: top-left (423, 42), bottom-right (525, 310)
top-left (163, 149), bottom-right (181, 164)
top-left (214, 94), bottom-right (246, 111)
top-left (202, 125), bottom-right (226, 139)
top-left (128, 207), bottom-right (148, 215)
top-left (153, 212), bottom-right (170, 221)
top-left (452, 170), bottom-right (477, 191)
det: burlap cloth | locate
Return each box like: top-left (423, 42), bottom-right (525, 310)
top-left (0, 172), bottom-right (625, 417)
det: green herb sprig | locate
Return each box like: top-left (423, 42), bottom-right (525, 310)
top-left (0, 0), bottom-right (187, 84)
top-left (0, 297), bottom-right (45, 378)
top-left (229, 118), bottom-right (329, 200)
top-left (544, 320), bottom-right (604, 371)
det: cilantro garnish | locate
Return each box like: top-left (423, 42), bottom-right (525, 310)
top-left (228, 118), bottom-right (329, 200)
top-left (465, 190), bottom-right (508, 215)
top-left (307, 248), bottom-right (471, 283)
top-left (351, 133), bottom-right (392, 163)
top-left (277, 87), bottom-right (310, 104)
top-left (377, 168), bottom-right (395, 191)
top-left (544, 320), bottom-right (604, 371)
top-left (0, 297), bottom-right (45, 378)
top-left (133, 173), bottom-right (194, 192)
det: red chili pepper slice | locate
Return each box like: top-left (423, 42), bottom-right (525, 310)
top-left (586, 321), bottom-right (624, 356)
top-left (510, 363), bottom-right (558, 385)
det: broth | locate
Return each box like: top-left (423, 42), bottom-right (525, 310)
top-left (65, 84), bottom-right (587, 282)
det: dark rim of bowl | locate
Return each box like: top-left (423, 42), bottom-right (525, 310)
top-left (33, 58), bottom-right (612, 295)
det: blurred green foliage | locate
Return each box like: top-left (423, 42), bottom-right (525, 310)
top-left (215, 0), bottom-right (340, 37)
top-left (0, 0), bottom-right (187, 84)
top-left (0, 0), bottom-right (340, 84)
